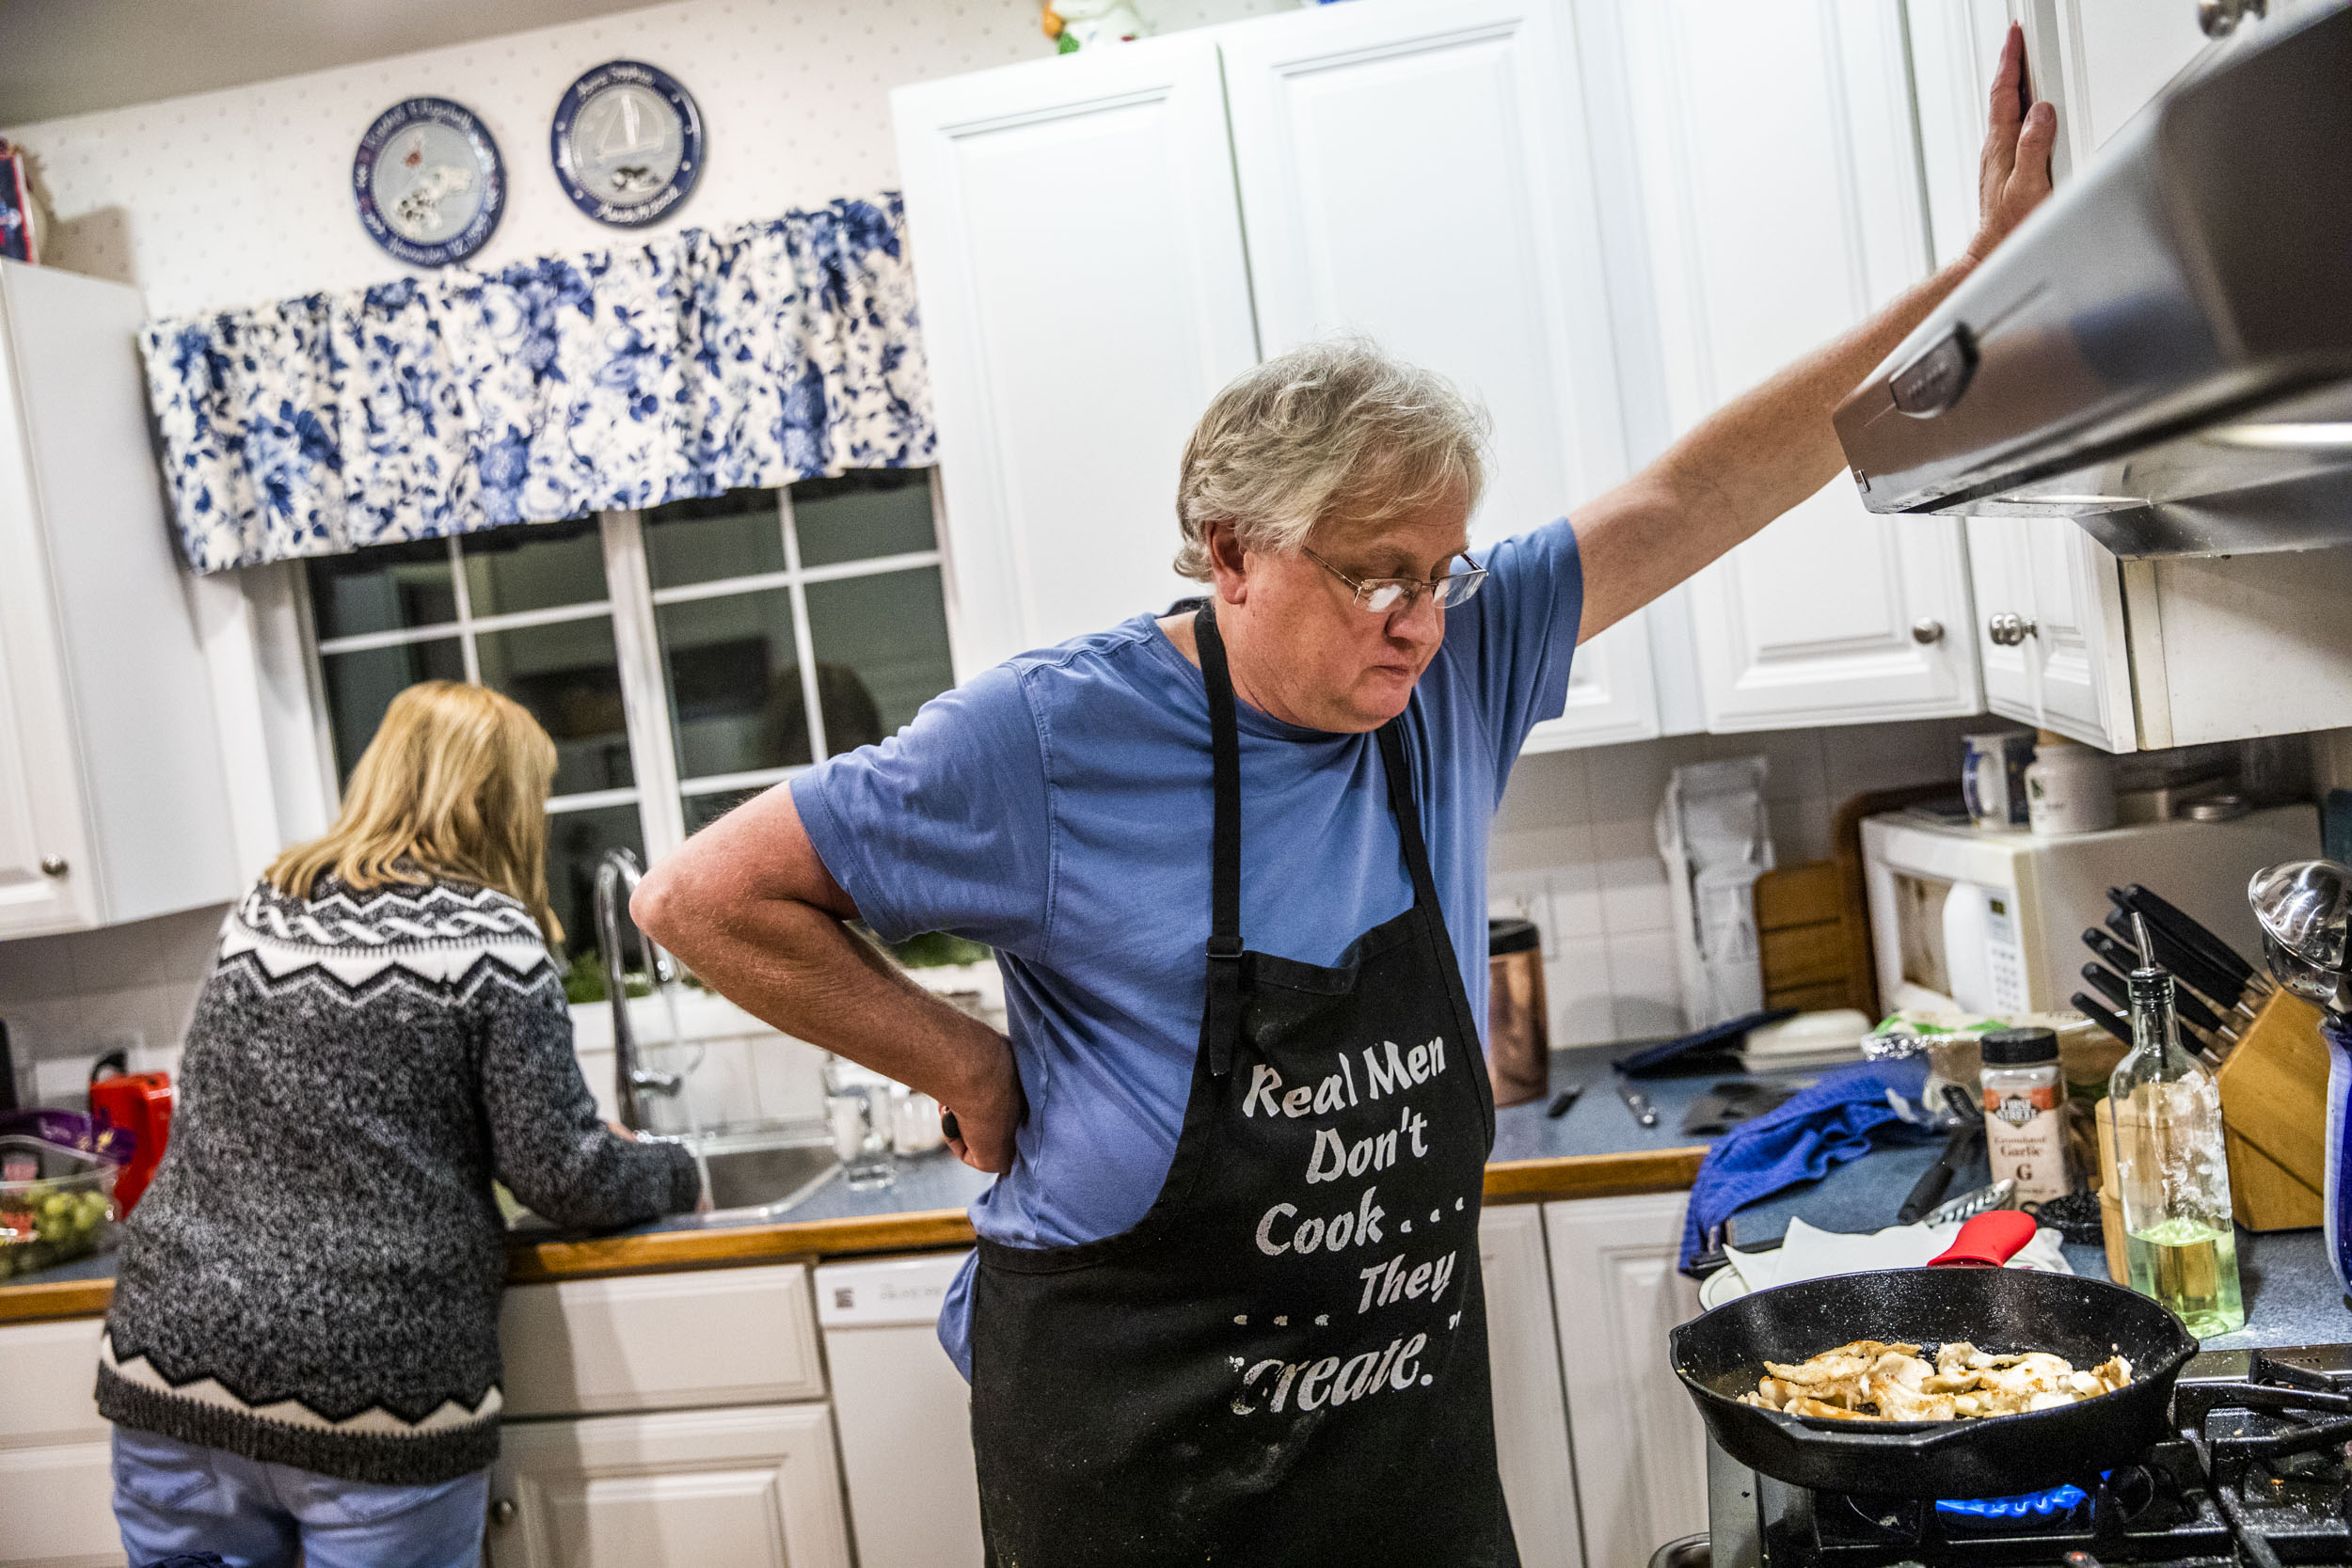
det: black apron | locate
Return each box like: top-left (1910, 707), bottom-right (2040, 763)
top-left (969, 604), bottom-right (1517, 1568)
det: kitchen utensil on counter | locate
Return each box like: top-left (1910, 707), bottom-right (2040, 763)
top-left (1670, 1248), bottom-right (2199, 1497)
top-left (1613, 1007), bottom-right (1796, 1078)
top-left (2072, 990), bottom-right (2132, 1046)
top-left (2208, 988), bottom-right (2330, 1231)
top-left (1894, 1087), bottom-right (1986, 1224)
top-left (2125, 880), bottom-right (2272, 1004)
top-left (1618, 1080), bottom-right (1660, 1128)
top-left (87, 1067), bottom-right (170, 1216)
top-left (2085, 924), bottom-right (2249, 1032)
top-left (2109, 914), bottom-right (2244, 1336)
top-left (1682, 1080), bottom-right (1803, 1138)
top-left (2108, 890), bottom-right (2266, 1022)
top-left (1922, 1178), bottom-right (2015, 1226)
top-left (2249, 858), bottom-right (2352, 1289)
top-left (1544, 1084), bottom-right (1584, 1118)
top-left (1486, 918), bottom-right (1549, 1108)
top-left (2080, 959), bottom-right (2233, 1054)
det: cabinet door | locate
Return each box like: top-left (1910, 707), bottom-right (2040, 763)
top-left (1219, 0), bottom-right (1659, 752)
top-left (892, 38), bottom-right (1258, 678)
top-left (1966, 515), bottom-right (2135, 749)
top-left (1544, 1192), bottom-right (1705, 1568)
top-left (0, 309), bottom-right (91, 938)
top-left (487, 1403), bottom-right (850, 1568)
top-left (1609, 0), bottom-right (1980, 731)
top-left (1479, 1205), bottom-right (1584, 1568)
top-left (0, 1318), bottom-right (119, 1568)
top-left (2034, 0), bottom-right (2207, 175)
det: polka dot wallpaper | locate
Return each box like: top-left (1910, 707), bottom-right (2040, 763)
top-left (5, 0), bottom-right (1292, 319)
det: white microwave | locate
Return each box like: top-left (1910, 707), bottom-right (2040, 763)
top-left (1859, 805), bottom-right (2318, 1017)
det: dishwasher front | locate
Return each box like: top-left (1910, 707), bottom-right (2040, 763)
top-left (815, 1250), bottom-right (984, 1566)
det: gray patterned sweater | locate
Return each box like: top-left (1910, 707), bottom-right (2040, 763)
top-left (97, 874), bottom-right (700, 1484)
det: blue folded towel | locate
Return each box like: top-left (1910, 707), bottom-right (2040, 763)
top-left (1678, 1057), bottom-right (1931, 1273)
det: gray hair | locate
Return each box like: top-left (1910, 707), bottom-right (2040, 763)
top-left (1173, 338), bottom-right (1490, 581)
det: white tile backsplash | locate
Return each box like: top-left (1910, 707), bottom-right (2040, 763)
top-left (0, 721), bottom-right (1975, 1092)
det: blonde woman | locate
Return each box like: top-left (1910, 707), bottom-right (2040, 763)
top-left (97, 682), bottom-right (698, 1568)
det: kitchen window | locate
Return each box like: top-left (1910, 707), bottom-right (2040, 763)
top-left (303, 471), bottom-right (953, 967)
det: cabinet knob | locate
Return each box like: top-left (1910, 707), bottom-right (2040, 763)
top-left (38, 856), bottom-right (66, 878)
top-left (1986, 612), bottom-right (2038, 647)
top-left (1910, 618), bottom-right (1945, 645)
top-left (490, 1498), bottom-right (517, 1527)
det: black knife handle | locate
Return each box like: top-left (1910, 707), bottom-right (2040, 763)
top-left (2102, 899), bottom-right (2248, 1012)
top-left (1898, 1160), bottom-right (1958, 1225)
top-left (2117, 884), bottom-right (2259, 994)
top-left (2072, 991), bottom-right (2133, 1045)
top-left (2082, 960), bottom-right (2229, 1038)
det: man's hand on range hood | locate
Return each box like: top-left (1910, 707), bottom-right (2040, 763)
top-left (1969, 23), bottom-right (2058, 266)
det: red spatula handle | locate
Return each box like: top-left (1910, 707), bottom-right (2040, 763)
top-left (1927, 1209), bottom-right (2038, 1267)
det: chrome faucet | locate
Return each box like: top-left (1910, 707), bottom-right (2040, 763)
top-left (594, 848), bottom-right (685, 1132)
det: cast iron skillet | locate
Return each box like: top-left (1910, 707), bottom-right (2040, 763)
top-left (1669, 1264), bottom-right (2198, 1498)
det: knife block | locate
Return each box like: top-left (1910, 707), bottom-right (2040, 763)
top-left (2214, 990), bottom-right (2329, 1231)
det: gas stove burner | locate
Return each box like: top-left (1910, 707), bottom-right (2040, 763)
top-left (1933, 1473), bottom-right (2099, 1527)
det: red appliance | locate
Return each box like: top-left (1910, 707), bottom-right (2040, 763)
top-left (88, 1071), bottom-right (172, 1215)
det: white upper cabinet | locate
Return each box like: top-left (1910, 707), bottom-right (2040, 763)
top-left (1601, 0), bottom-right (1980, 731)
top-left (894, 37), bottom-right (1259, 678)
top-left (1219, 0), bottom-right (1656, 752)
top-left (1964, 516), bottom-right (2135, 749)
top-left (0, 261), bottom-right (239, 938)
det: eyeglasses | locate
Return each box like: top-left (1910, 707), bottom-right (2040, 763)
top-left (1301, 546), bottom-right (1488, 614)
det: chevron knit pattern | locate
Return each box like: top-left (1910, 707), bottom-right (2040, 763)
top-left (98, 874), bottom-right (700, 1485)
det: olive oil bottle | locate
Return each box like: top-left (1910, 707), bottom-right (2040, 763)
top-left (2109, 922), bottom-right (2245, 1337)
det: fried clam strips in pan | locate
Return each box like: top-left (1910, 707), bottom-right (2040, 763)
top-left (1739, 1340), bottom-right (2136, 1422)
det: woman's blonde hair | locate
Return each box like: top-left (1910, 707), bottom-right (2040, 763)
top-left (265, 681), bottom-right (563, 942)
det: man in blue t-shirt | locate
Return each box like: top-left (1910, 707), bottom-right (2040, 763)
top-left (635, 40), bottom-right (2053, 1565)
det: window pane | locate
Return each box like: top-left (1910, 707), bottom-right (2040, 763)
top-left (319, 639), bottom-right (467, 784)
top-left (682, 785), bottom-right (771, 837)
top-left (803, 567), bottom-right (956, 752)
top-left (460, 517), bottom-right (606, 618)
top-left (791, 469), bottom-right (937, 568)
top-left (544, 802), bottom-right (645, 968)
top-left (655, 589), bottom-right (812, 775)
top-left (308, 539), bottom-right (457, 641)
top-left (477, 618), bottom-right (633, 795)
top-left (644, 490), bottom-right (787, 590)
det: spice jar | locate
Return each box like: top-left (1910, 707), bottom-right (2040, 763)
top-left (1980, 1026), bottom-right (2070, 1202)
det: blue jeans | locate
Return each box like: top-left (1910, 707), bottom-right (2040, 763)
top-left (111, 1426), bottom-right (487, 1568)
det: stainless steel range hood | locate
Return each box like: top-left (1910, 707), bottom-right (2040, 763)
top-left (1834, 0), bottom-right (2352, 559)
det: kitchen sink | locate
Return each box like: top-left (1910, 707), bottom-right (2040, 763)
top-left (690, 1136), bottom-right (840, 1225)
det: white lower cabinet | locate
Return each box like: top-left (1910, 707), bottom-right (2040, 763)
top-left (0, 1317), bottom-right (121, 1568)
top-left (487, 1403), bottom-right (850, 1568)
top-left (1479, 1205), bottom-right (1584, 1568)
top-left (1544, 1192), bottom-right (1707, 1568)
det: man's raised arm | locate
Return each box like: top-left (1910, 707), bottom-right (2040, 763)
top-left (1573, 24), bottom-right (2057, 645)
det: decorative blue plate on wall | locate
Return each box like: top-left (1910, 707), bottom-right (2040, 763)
top-left (550, 60), bottom-right (704, 228)
top-left (353, 97), bottom-right (505, 266)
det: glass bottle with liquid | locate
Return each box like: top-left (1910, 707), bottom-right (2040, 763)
top-left (2109, 956), bottom-right (2245, 1336)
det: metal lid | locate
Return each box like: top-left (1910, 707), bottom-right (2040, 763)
top-left (1487, 917), bottom-right (1541, 957)
top-left (1980, 1026), bottom-right (2059, 1065)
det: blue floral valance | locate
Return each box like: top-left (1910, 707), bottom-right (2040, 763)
top-left (141, 195), bottom-right (933, 573)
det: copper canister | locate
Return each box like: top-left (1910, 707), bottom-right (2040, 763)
top-left (1487, 918), bottom-right (1549, 1108)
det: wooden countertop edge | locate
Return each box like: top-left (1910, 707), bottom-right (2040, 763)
top-left (0, 1147), bottom-right (1712, 1322)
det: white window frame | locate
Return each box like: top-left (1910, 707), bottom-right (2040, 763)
top-left (295, 475), bottom-right (948, 879)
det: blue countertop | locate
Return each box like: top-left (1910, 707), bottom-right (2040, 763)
top-left (13, 1045), bottom-right (2351, 1354)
